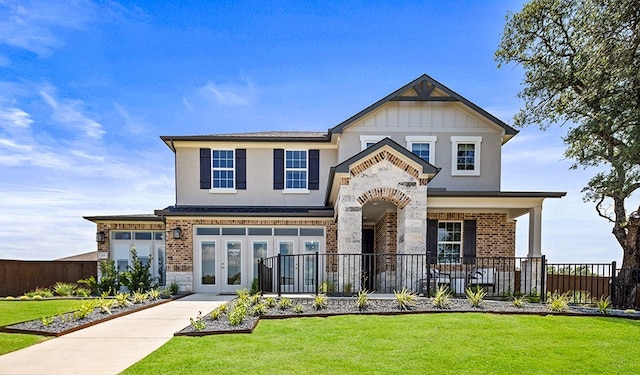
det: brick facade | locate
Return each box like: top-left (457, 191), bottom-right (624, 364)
top-left (427, 212), bottom-right (516, 258)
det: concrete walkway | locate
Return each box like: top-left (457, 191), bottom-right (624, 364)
top-left (0, 294), bottom-right (233, 375)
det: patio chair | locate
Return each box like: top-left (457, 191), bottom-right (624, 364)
top-left (467, 268), bottom-right (496, 293)
top-left (418, 269), bottom-right (451, 296)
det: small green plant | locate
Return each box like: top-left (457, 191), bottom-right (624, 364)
top-left (75, 287), bottom-right (92, 298)
top-left (355, 290), bottom-right (371, 310)
top-left (293, 303), bottom-right (304, 314)
top-left (190, 311), bottom-right (206, 331)
top-left (547, 291), bottom-right (570, 312)
top-left (4, 296), bottom-right (14, 300)
top-left (321, 280), bottom-right (335, 293)
top-left (132, 291), bottom-right (148, 304)
top-left (344, 283), bottom-right (353, 294)
top-left (252, 302), bottom-right (268, 316)
top-left (528, 287), bottom-right (541, 303)
top-left (569, 290), bottom-right (593, 305)
top-left (115, 292), bottom-right (132, 308)
top-left (73, 302), bottom-right (96, 319)
top-left (148, 288), bottom-right (161, 301)
top-left (624, 309), bottom-right (636, 314)
top-left (53, 282), bottom-right (77, 297)
top-left (313, 294), bottom-right (328, 310)
top-left (168, 280), bottom-right (180, 295)
top-left (217, 303), bottom-right (228, 314)
top-left (210, 306), bottom-right (226, 320)
top-left (512, 296), bottom-right (526, 308)
top-left (41, 316), bottom-right (54, 327)
top-left (120, 248), bottom-right (154, 293)
top-left (465, 286), bottom-right (487, 308)
top-left (278, 297), bottom-right (292, 310)
top-left (393, 288), bottom-right (417, 311)
top-left (95, 298), bottom-right (114, 314)
top-left (250, 278), bottom-right (259, 295)
top-left (32, 295), bottom-right (43, 300)
top-left (265, 296), bottom-right (276, 308)
top-left (229, 304), bottom-right (247, 326)
top-left (250, 293), bottom-right (262, 306)
top-left (596, 296), bottom-right (612, 314)
top-left (98, 259), bottom-right (119, 296)
top-left (25, 287), bottom-right (54, 298)
top-left (432, 285), bottom-right (452, 309)
top-left (77, 276), bottom-right (98, 296)
top-left (19, 295), bottom-right (29, 300)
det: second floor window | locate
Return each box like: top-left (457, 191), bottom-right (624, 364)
top-left (212, 150), bottom-right (234, 189)
top-left (285, 150), bottom-right (307, 189)
top-left (406, 136), bottom-right (436, 164)
top-left (450, 136), bottom-right (481, 176)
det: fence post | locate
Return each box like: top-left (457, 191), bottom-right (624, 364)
top-left (610, 261), bottom-right (617, 305)
top-left (258, 258), bottom-right (263, 295)
top-left (426, 251), bottom-right (432, 296)
top-left (540, 255), bottom-right (547, 303)
top-left (277, 253), bottom-right (282, 297)
top-left (315, 252), bottom-right (319, 296)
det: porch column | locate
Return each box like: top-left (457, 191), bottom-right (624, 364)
top-left (336, 189), bottom-right (362, 291)
top-left (527, 206), bottom-right (542, 257)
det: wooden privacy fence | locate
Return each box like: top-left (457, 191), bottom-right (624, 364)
top-left (0, 260), bottom-right (97, 297)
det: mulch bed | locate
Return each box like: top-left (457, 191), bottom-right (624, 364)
top-left (0, 297), bottom-right (175, 337)
top-left (174, 297), bottom-right (640, 337)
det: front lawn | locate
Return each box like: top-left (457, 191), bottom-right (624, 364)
top-left (0, 299), bottom-right (87, 355)
top-left (124, 313), bottom-right (640, 374)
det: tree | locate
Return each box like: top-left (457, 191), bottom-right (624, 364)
top-left (495, 0), bottom-right (640, 307)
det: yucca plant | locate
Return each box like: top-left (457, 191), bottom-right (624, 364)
top-left (131, 291), bottom-right (148, 304)
top-left (355, 289), bottom-right (371, 310)
top-left (190, 311), bottom-right (206, 331)
top-left (512, 296), bottom-right (526, 308)
top-left (252, 302), bottom-right (268, 316)
top-left (229, 304), bottom-right (247, 326)
top-left (73, 302), bottom-right (96, 320)
top-left (313, 294), bottom-right (328, 310)
top-left (75, 287), bottom-right (92, 298)
top-left (393, 288), bottom-right (417, 311)
top-left (210, 306), bottom-right (225, 320)
top-left (53, 282), bottom-right (77, 297)
top-left (293, 303), bottom-right (304, 314)
top-left (115, 292), bottom-right (132, 308)
top-left (96, 298), bottom-right (114, 314)
top-left (596, 296), bottom-right (612, 314)
top-left (148, 288), bottom-right (161, 301)
top-left (265, 296), bottom-right (276, 308)
top-left (547, 291), bottom-right (570, 312)
top-left (432, 285), bottom-right (452, 309)
top-left (465, 286), bottom-right (487, 308)
top-left (278, 297), bottom-right (292, 310)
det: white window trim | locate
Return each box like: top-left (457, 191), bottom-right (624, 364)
top-left (406, 136), bottom-right (437, 164)
top-left (360, 135), bottom-right (386, 150)
top-left (284, 149), bottom-right (308, 191)
top-left (451, 136), bottom-right (482, 176)
top-left (437, 220), bottom-right (463, 264)
top-left (211, 149), bottom-right (236, 192)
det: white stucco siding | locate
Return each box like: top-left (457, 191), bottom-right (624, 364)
top-left (175, 145), bottom-right (337, 206)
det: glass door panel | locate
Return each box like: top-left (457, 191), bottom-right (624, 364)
top-left (303, 241), bottom-right (319, 291)
top-left (252, 241), bottom-right (268, 282)
top-left (226, 241), bottom-right (242, 286)
top-left (279, 241), bottom-right (294, 290)
top-left (201, 241), bottom-right (216, 285)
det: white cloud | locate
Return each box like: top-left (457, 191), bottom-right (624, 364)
top-left (196, 78), bottom-right (256, 106)
top-left (0, 107), bottom-right (33, 128)
top-left (0, 138), bottom-right (32, 151)
top-left (0, 0), bottom-right (98, 57)
top-left (40, 90), bottom-right (106, 139)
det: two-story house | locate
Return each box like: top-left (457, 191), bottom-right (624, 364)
top-left (85, 74), bottom-right (564, 295)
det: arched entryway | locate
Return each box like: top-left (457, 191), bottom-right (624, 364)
top-left (361, 199), bottom-right (398, 291)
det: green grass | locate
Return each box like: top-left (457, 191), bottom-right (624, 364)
top-left (0, 299), bottom-right (88, 355)
top-left (123, 313), bottom-right (640, 374)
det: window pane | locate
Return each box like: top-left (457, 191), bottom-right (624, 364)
top-left (114, 232), bottom-right (131, 240)
top-left (197, 228), bottom-right (220, 236)
top-left (457, 144), bottom-right (475, 170)
top-left (221, 227), bottom-right (246, 235)
top-left (212, 149), bottom-right (235, 188)
top-left (201, 241), bottom-right (216, 285)
top-left (411, 143), bottom-right (430, 162)
top-left (437, 222), bottom-right (462, 264)
top-left (274, 228), bottom-right (298, 236)
top-left (227, 242), bottom-right (242, 285)
top-left (279, 241), bottom-right (294, 286)
top-left (300, 228), bottom-right (324, 236)
top-left (253, 241), bottom-right (268, 280)
top-left (286, 171), bottom-right (307, 189)
top-left (134, 232), bottom-right (152, 240)
top-left (248, 227), bottom-right (272, 236)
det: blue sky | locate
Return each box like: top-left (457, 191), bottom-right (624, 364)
top-left (0, 0), bottom-right (635, 263)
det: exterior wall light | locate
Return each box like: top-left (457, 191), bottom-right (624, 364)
top-left (96, 231), bottom-right (106, 243)
top-left (172, 227), bottom-right (183, 240)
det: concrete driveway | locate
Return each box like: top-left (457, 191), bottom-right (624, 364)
top-left (0, 294), bottom-right (233, 375)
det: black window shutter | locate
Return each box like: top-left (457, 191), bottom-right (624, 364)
top-left (426, 219), bottom-right (438, 264)
top-left (463, 220), bottom-right (477, 264)
top-left (273, 149), bottom-right (284, 190)
top-left (308, 149), bottom-right (320, 190)
top-left (235, 149), bottom-right (246, 190)
top-left (199, 148), bottom-right (211, 189)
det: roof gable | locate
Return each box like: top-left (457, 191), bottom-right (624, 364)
top-left (329, 74), bottom-right (518, 142)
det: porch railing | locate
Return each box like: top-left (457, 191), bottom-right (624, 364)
top-left (257, 254), bottom-right (639, 308)
top-left (258, 253), bottom-right (548, 298)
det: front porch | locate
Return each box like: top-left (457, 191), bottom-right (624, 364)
top-left (258, 253), bottom-right (546, 298)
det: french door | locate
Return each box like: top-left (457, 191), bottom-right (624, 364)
top-left (196, 239), bottom-right (244, 293)
top-left (278, 240), bottom-right (320, 293)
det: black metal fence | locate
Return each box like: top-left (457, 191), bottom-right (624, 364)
top-left (258, 253), bottom-right (546, 298)
top-left (258, 254), bottom-right (640, 308)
